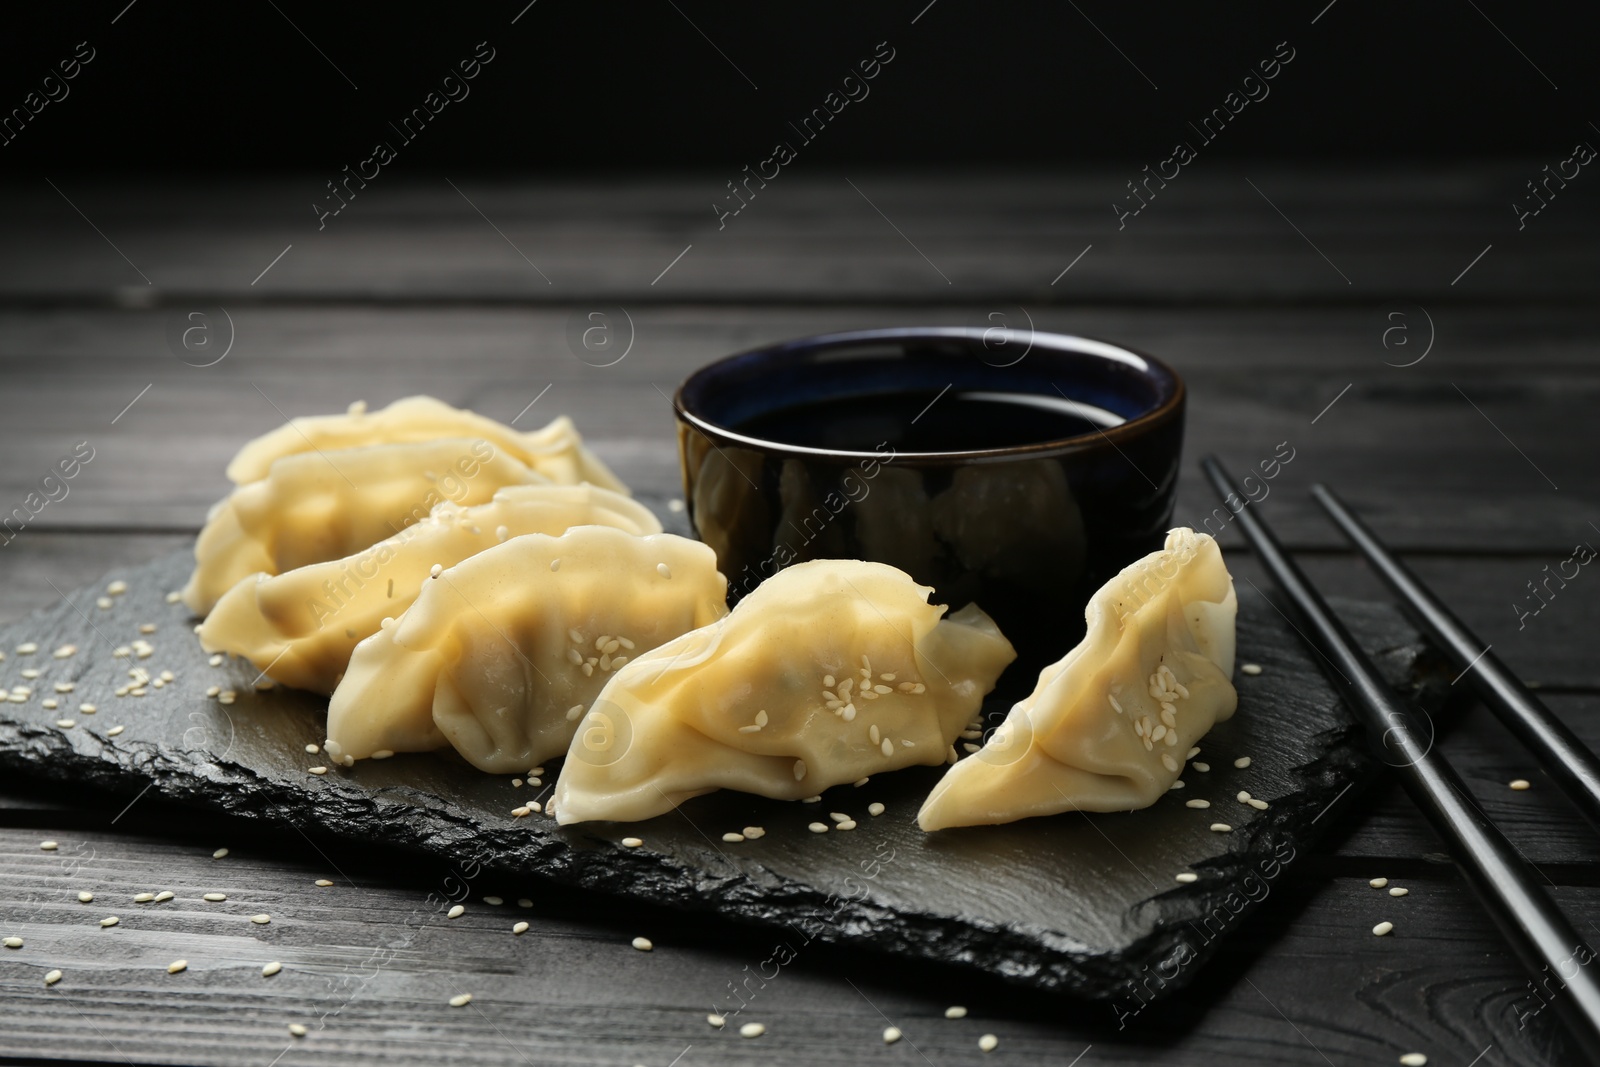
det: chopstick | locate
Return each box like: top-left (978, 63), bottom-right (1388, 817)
top-left (1200, 455), bottom-right (1600, 1060)
top-left (1312, 482), bottom-right (1600, 834)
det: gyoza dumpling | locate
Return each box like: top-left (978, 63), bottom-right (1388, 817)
top-left (552, 560), bottom-right (1017, 825)
top-left (226, 395), bottom-right (627, 493)
top-left (917, 528), bottom-right (1237, 830)
top-left (198, 485), bottom-right (661, 693)
top-left (324, 527), bottom-right (727, 772)
top-left (183, 438), bottom-right (547, 615)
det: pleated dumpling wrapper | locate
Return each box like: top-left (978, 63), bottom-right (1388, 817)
top-left (198, 485), bottom-right (661, 693)
top-left (182, 438), bottom-right (548, 615)
top-left (917, 527), bottom-right (1237, 831)
top-left (324, 526), bottom-right (727, 773)
top-left (553, 559), bottom-right (1018, 825)
top-left (225, 395), bottom-right (627, 493)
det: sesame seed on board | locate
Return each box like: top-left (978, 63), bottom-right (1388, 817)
top-left (632, 936), bottom-right (653, 951)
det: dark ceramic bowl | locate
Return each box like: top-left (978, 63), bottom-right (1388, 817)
top-left (673, 327), bottom-right (1185, 663)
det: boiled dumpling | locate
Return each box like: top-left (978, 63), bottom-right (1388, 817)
top-left (226, 395), bottom-right (626, 493)
top-left (198, 485), bottom-right (661, 693)
top-left (324, 526), bottom-right (727, 772)
top-left (917, 528), bottom-right (1237, 830)
top-left (182, 438), bottom-right (548, 615)
top-left (553, 560), bottom-right (1017, 825)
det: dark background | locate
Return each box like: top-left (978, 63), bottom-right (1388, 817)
top-left (0, 0), bottom-right (1591, 172)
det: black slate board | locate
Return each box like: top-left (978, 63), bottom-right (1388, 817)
top-left (0, 548), bottom-right (1448, 1006)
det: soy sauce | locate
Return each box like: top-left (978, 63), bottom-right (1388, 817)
top-left (734, 389), bottom-right (1124, 452)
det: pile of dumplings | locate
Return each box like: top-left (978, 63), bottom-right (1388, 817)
top-left (190, 397), bottom-right (1239, 831)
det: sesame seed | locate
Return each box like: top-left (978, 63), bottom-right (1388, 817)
top-left (1390, 887), bottom-right (1409, 897)
top-left (743, 826), bottom-right (765, 838)
top-left (1237, 791), bottom-right (1252, 803)
top-left (1369, 877), bottom-right (1388, 888)
top-left (39, 841), bottom-right (58, 851)
top-left (209, 654), bottom-right (223, 667)
top-left (632, 936), bottom-right (653, 951)
top-left (448, 905), bottom-right (465, 919)
top-left (107, 726), bottom-right (125, 737)
top-left (4, 937), bottom-right (22, 948)
top-left (944, 1006), bottom-right (967, 1019)
top-left (78, 891), bottom-right (95, 903)
top-left (1185, 799), bottom-right (1210, 809)
top-left (1161, 753), bottom-right (1179, 772)
top-left (1169, 779), bottom-right (1186, 790)
top-left (41, 699), bottom-right (57, 710)
top-left (1400, 1054), bottom-right (1429, 1066)
top-left (793, 759), bottom-right (807, 781)
top-left (79, 703), bottom-right (97, 714)
top-left (17, 642), bottom-right (37, 654)
top-left (829, 812), bottom-right (850, 823)
top-left (263, 961), bottom-right (282, 976)
top-left (1373, 921), bottom-right (1394, 936)
top-left (739, 1022), bottom-right (765, 1038)
top-left (1248, 798), bottom-right (1270, 810)
top-left (203, 893), bottom-right (226, 902)
top-left (154, 891), bottom-right (174, 902)
top-left (166, 591), bottom-right (182, 603)
top-left (483, 896), bottom-right (503, 906)
top-left (251, 914), bottom-right (271, 925)
top-left (513, 921), bottom-right (529, 935)
top-left (99, 916), bottom-right (119, 927)
top-left (1240, 663), bottom-right (1262, 675)
top-left (371, 749), bottom-right (394, 759)
top-left (97, 597), bottom-right (114, 610)
top-left (722, 832), bottom-right (745, 843)
top-left (212, 848), bottom-right (229, 859)
top-left (308, 766), bottom-right (328, 775)
top-left (707, 1014), bottom-right (726, 1028)
top-left (979, 1034), bottom-right (999, 1052)
top-left (837, 819), bottom-right (857, 830)
top-left (54, 720), bottom-right (75, 729)
top-left (1209, 823), bottom-right (1233, 833)
top-left (1234, 756), bottom-right (1252, 769)
top-left (880, 738), bottom-right (893, 757)
top-left (107, 580), bottom-right (127, 596)
top-left (550, 558), bottom-right (561, 572)
top-left (883, 1026), bottom-right (903, 1044)
top-left (1186, 746), bottom-right (1201, 759)
top-left (808, 822), bottom-right (829, 833)
top-left (518, 898), bottom-right (533, 908)
top-left (868, 802), bottom-right (885, 816)
top-left (167, 960), bottom-right (187, 974)
top-left (44, 969), bottom-right (62, 985)
top-left (430, 563), bottom-right (443, 578)
top-left (1175, 872), bottom-right (1199, 884)
top-left (801, 796), bottom-right (821, 803)
top-left (305, 744), bottom-right (319, 754)
top-left (657, 563), bottom-right (672, 579)
top-left (621, 837), bottom-right (643, 848)
top-left (133, 893), bottom-right (153, 903)
top-left (289, 1023), bottom-right (310, 1037)
top-left (1510, 779), bottom-right (1531, 790)
top-left (137, 624), bottom-right (156, 635)
top-left (448, 993), bottom-right (473, 1008)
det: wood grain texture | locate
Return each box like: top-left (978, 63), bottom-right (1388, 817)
top-left (0, 170), bottom-right (1593, 304)
top-left (0, 826), bottom-right (1582, 1066)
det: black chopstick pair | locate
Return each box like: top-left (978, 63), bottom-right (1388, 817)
top-left (1200, 455), bottom-right (1600, 1062)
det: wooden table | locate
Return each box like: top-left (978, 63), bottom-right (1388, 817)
top-left (0, 169), bottom-right (1594, 1066)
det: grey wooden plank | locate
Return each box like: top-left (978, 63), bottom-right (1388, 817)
top-left (0, 825), bottom-right (1581, 1066)
top-left (0, 169), bottom-right (1592, 303)
top-left (0, 304), bottom-right (1594, 549)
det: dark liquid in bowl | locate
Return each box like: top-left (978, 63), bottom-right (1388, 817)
top-left (734, 389), bottom-right (1124, 452)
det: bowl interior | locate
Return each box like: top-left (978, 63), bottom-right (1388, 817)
top-left (678, 328), bottom-right (1180, 457)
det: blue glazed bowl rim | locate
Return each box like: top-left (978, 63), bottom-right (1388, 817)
top-left (674, 327), bottom-right (1185, 463)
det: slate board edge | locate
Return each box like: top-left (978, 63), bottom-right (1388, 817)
top-left (0, 552), bottom-right (1448, 1004)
